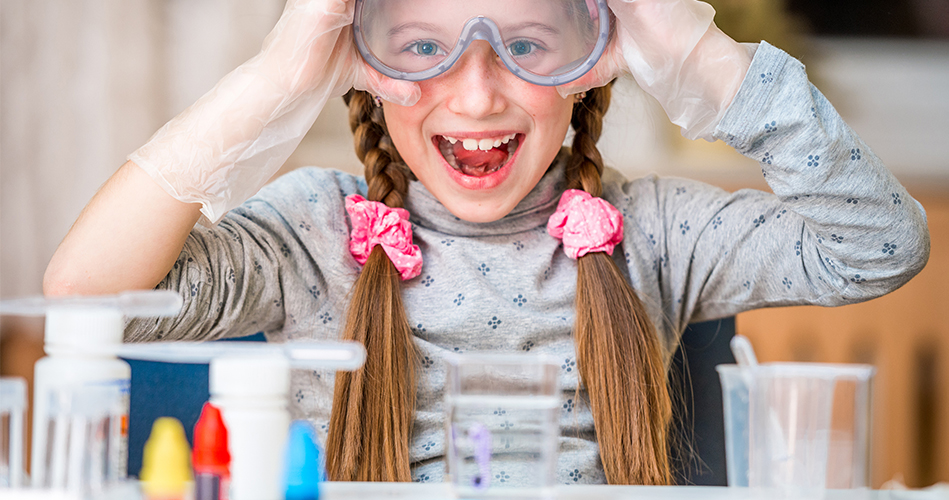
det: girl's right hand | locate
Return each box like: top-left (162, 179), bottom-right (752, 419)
top-left (130, 0), bottom-right (419, 225)
top-left (45, 0), bottom-right (421, 298)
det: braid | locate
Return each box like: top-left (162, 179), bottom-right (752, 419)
top-left (327, 90), bottom-right (416, 482)
top-left (344, 91), bottom-right (409, 207)
top-left (568, 84), bottom-right (673, 485)
top-left (566, 88), bottom-right (608, 196)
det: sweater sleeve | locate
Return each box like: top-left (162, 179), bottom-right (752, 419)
top-left (653, 41), bottom-right (930, 325)
top-left (124, 168), bottom-right (363, 343)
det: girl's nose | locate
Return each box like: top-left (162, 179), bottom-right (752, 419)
top-left (443, 41), bottom-right (507, 118)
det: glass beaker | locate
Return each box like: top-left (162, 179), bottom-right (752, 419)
top-left (718, 362), bottom-right (874, 496)
top-left (446, 353), bottom-right (560, 500)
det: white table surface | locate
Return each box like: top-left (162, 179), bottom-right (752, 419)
top-left (321, 482), bottom-right (948, 500)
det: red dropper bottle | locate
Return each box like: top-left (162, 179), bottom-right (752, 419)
top-left (193, 402), bottom-right (231, 500)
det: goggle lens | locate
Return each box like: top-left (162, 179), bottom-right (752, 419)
top-left (355, 0), bottom-right (608, 86)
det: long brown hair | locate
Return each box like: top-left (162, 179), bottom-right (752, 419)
top-left (326, 91), bottom-right (416, 481)
top-left (566, 86), bottom-right (672, 484)
top-left (327, 87), bottom-right (672, 485)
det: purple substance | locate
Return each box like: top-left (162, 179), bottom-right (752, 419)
top-left (469, 423), bottom-right (492, 490)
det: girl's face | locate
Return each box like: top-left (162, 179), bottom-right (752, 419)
top-left (383, 47), bottom-right (573, 223)
top-left (379, 1), bottom-right (576, 223)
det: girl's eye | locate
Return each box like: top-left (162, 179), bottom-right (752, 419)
top-left (507, 40), bottom-right (535, 57)
top-left (409, 41), bottom-right (443, 56)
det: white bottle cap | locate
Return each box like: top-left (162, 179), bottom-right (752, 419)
top-left (44, 307), bottom-right (125, 353)
top-left (210, 355), bottom-right (290, 398)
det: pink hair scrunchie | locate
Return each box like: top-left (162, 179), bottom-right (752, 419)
top-left (345, 194), bottom-right (423, 280)
top-left (547, 189), bottom-right (624, 259)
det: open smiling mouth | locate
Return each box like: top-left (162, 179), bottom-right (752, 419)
top-left (434, 134), bottom-right (522, 177)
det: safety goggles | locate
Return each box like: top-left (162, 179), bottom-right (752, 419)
top-left (353, 0), bottom-right (610, 86)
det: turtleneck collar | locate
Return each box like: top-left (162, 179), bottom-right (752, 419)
top-left (404, 149), bottom-right (570, 237)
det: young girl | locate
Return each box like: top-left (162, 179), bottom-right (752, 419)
top-left (44, 0), bottom-right (929, 487)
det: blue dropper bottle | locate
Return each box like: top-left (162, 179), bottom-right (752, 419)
top-left (283, 420), bottom-right (323, 500)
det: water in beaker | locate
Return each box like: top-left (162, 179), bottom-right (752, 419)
top-left (446, 354), bottom-right (560, 500)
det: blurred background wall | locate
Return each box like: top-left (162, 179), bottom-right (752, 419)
top-left (2, 0), bottom-right (948, 487)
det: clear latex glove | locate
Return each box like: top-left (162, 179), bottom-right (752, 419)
top-left (557, 0), bottom-right (756, 141)
top-left (130, 0), bottom-right (420, 225)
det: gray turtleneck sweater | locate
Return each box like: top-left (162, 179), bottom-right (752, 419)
top-left (126, 42), bottom-right (929, 484)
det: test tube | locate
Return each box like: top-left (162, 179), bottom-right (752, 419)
top-left (0, 377), bottom-right (27, 488)
top-left (0, 290), bottom-right (182, 487)
top-left (38, 384), bottom-right (126, 495)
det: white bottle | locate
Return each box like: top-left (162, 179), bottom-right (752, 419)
top-left (30, 306), bottom-right (131, 487)
top-left (210, 354), bottom-right (291, 500)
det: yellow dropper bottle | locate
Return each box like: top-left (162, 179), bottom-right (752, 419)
top-left (141, 417), bottom-right (194, 500)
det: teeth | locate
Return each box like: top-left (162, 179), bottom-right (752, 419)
top-left (438, 134), bottom-right (520, 174)
top-left (444, 134), bottom-right (517, 152)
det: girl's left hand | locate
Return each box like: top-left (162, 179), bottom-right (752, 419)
top-left (256, 0), bottom-right (419, 105)
top-left (558, 0), bottom-right (754, 140)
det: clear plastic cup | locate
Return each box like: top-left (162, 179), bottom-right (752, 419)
top-left (1, 377), bottom-right (27, 488)
top-left (446, 353), bottom-right (560, 500)
top-left (717, 363), bottom-right (874, 496)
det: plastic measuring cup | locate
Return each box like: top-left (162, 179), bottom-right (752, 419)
top-left (446, 353), bottom-right (560, 500)
top-left (718, 362), bottom-right (874, 494)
